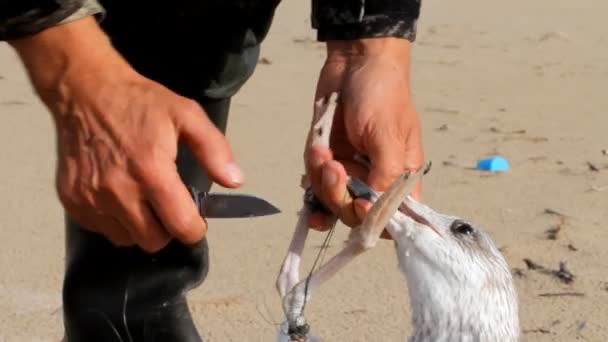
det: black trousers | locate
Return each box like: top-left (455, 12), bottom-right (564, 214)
top-left (62, 2), bottom-right (279, 341)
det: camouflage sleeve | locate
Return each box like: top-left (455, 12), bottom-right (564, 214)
top-left (59, 0), bottom-right (105, 25)
top-left (0, 0), bottom-right (105, 41)
top-left (311, 0), bottom-right (421, 42)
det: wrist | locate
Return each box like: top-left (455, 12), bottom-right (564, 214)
top-left (326, 37), bottom-right (411, 61)
top-left (9, 17), bottom-right (134, 104)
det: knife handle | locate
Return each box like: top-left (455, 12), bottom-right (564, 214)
top-left (188, 186), bottom-right (202, 214)
top-left (303, 188), bottom-right (332, 214)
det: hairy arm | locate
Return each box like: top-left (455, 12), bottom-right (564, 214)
top-left (1, 1), bottom-right (240, 252)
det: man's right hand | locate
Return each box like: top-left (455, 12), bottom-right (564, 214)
top-left (9, 17), bottom-right (243, 252)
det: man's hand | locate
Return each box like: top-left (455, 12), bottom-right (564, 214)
top-left (305, 38), bottom-right (424, 232)
top-left (10, 17), bottom-right (243, 252)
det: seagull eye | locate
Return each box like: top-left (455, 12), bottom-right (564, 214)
top-left (450, 220), bottom-right (475, 236)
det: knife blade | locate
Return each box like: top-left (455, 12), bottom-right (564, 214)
top-left (189, 187), bottom-right (281, 218)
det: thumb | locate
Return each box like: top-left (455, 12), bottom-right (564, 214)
top-left (175, 100), bottom-right (243, 188)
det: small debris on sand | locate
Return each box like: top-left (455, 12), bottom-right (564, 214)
top-left (546, 227), bottom-right (559, 240)
top-left (425, 107), bottom-right (460, 115)
top-left (522, 259), bottom-right (575, 284)
top-left (344, 309), bottom-right (367, 315)
top-left (523, 328), bottom-right (552, 335)
top-left (555, 262), bottom-right (575, 284)
top-left (587, 162), bottom-right (600, 172)
top-left (258, 57), bottom-right (273, 65)
top-left (0, 100), bottom-right (27, 106)
top-left (538, 292), bottom-right (585, 298)
top-left (436, 124), bottom-right (449, 131)
top-left (546, 217), bottom-right (566, 240)
top-left (575, 321), bottom-right (587, 336)
top-left (502, 136), bottom-right (548, 143)
top-left (528, 156), bottom-right (547, 162)
top-left (512, 268), bottom-right (525, 278)
top-left (523, 258), bottom-right (544, 270)
top-left (543, 208), bottom-right (567, 217)
top-left (488, 127), bottom-right (526, 134)
top-left (536, 31), bottom-right (570, 42)
top-left (589, 184), bottom-right (608, 192)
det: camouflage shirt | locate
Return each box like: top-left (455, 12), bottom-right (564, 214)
top-left (0, 0), bottom-right (421, 42)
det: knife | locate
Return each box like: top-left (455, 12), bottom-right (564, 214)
top-left (189, 187), bottom-right (281, 218)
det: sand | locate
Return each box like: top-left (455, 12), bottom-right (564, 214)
top-left (1, 0), bottom-right (607, 341)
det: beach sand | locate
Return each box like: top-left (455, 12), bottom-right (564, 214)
top-left (1, 0), bottom-right (607, 341)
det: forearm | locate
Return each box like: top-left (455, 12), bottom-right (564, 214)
top-left (0, 0), bottom-right (104, 41)
top-left (311, 0), bottom-right (422, 42)
top-left (9, 16), bottom-right (133, 115)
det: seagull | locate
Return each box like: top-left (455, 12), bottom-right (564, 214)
top-left (275, 93), bottom-right (520, 341)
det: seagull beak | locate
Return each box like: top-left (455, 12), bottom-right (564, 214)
top-left (398, 197), bottom-right (443, 237)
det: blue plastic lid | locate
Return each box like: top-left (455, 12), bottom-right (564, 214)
top-left (476, 156), bottom-right (510, 172)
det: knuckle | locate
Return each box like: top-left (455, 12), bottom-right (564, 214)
top-left (101, 231), bottom-right (122, 245)
top-left (140, 236), bottom-right (170, 253)
top-left (181, 99), bottom-right (203, 115)
top-left (170, 216), bottom-right (192, 232)
top-left (172, 216), bottom-right (206, 243)
top-left (168, 216), bottom-right (197, 237)
top-left (132, 223), bottom-right (171, 253)
top-left (306, 146), bottom-right (331, 167)
top-left (173, 99), bottom-right (203, 126)
top-left (108, 236), bottom-right (132, 248)
top-left (101, 226), bottom-right (133, 247)
top-left (140, 243), bottom-right (162, 253)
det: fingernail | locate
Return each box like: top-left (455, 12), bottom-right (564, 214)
top-left (225, 163), bottom-right (244, 185)
top-left (322, 168), bottom-right (337, 186)
top-left (354, 199), bottom-right (372, 218)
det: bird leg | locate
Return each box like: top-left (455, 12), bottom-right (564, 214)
top-left (281, 165), bottom-right (428, 324)
top-left (276, 93), bottom-right (339, 300)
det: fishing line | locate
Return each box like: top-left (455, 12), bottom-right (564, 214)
top-left (255, 291), bottom-right (282, 327)
top-left (300, 189), bottom-right (348, 316)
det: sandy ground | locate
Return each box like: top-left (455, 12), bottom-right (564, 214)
top-left (1, 0), bottom-right (607, 341)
